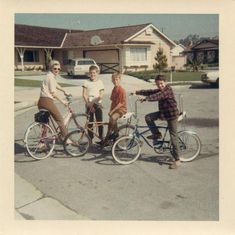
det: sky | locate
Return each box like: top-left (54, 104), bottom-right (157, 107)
top-left (15, 13), bottom-right (218, 41)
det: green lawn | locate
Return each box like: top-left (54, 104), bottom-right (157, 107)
top-left (164, 71), bottom-right (203, 82)
top-left (125, 71), bottom-right (203, 82)
top-left (15, 79), bottom-right (76, 87)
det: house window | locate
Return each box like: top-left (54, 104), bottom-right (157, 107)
top-left (18, 50), bottom-right (39, 62)
top-left (130, 48), bottom-right (147, 62)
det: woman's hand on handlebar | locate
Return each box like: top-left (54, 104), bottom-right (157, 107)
top-left (64, 91), bottom-right (72, 97)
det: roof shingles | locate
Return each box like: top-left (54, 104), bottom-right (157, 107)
top-left (15, 23), bottom-right (165, 48)
top-left (62, 23), bottom-right (151, 47)
top-left (15, 24), bottom-right (81, 47)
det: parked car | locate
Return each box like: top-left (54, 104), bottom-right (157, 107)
top-left (201, 70), bottom-right (219, 87)
top-left (66, 58), bottom-right (99, 76)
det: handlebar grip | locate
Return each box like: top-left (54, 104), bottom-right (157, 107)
top-left (66, 95), bottom-right (73, 103)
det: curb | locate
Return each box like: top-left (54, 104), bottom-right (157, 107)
top-left (15, 101), bottom-right (37, 112)
top-left (15, 174), bottom-right (89, 220)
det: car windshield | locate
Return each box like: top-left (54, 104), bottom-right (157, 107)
top-left (77, 60), bottom-right (95, 65)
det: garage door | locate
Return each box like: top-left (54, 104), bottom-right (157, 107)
top-left (84, 49), bottom-right (120, 73)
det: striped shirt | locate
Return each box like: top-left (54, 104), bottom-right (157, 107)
top-left (136, 85), bottom-right (179, 120)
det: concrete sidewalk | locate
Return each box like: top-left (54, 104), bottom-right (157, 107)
top-left (15, 174), bottom-right (89, 220)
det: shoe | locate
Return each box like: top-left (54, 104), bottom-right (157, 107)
top-left (147, 132), bottom-right (162, 140)
top-left (109, 132), bottom-right (119, 141)
top-left (100, 140), bottom-right (111, 148)
top-left (37, 143), bottom-right (47, 152)
top-left (169, 160), bottom-right (181, 169)
top-left (95, 140), bottom-right (104, 145)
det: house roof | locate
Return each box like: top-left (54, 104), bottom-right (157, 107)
top-left (62, 23), bottom-right (152, 47)
top-left (15, 24), bottom-right (82, 48)
top-left (192, 39), bottom-right (219, 50)
top-left (15, 23), bottom-right (176, 48)
top-left (184, 39), bottom-right (219, 53)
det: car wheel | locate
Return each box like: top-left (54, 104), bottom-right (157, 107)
top-left (216, 78), bottom-right (219, 88)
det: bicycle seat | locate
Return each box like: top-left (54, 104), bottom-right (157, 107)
top-left (39, 108), bottom-right (49, 112)
top-left (177, 111), bottom-right (186, 122)
top-left (119, 112), bottom-right (135, 120)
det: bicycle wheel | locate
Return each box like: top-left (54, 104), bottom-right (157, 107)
top-left (67, 113), bottom-right (87, 132)
top-left (63, 129), bottom-right (90, 157)
top-left (177, 131), bottom-right (201, 162)
top-left (112, 135), bottom-right (141, 165)
top-left (24, 122), bottom-right (55, 160)
top-left (118, 124), bottom-right (135, 137)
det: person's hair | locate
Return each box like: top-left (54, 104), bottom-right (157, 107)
top-left (49, 60), bottom-right (60, 70)
top-left (112, 72), bottom-right (121, 80)
top-left (89, 65), bottom-right (99, 72)
top-left (155, 74), bottom-right (166, 81)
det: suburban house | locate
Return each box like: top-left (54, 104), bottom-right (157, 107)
top-left (183, 39), bottom-right (219, 66)
top-left (15, 23), bottom-right (187, 73)
top-left (171, 44), bottom-right (187, 70)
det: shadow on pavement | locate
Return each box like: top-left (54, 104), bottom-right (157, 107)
top-left (139, 154), bottom-right (173, 166)
top-left (189, 83), bottom-right (219, 89)
top-left (185, 118), bottom-right (219, 128)
top-left (15, 142), bottom-right (26, 154)
top-left (80, 145), bottom-right (116, 165)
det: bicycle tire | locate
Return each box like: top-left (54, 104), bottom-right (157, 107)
top-left (176, 131), bottom-right (201, 162)
top-left (112, 135), bottom-right (141, 165)
top-left (63, 128), bottom-right (91, 157)
top-left (67, 113), bottom-right (87, 132)
top-left (24, 122), bottom-right (55, 160)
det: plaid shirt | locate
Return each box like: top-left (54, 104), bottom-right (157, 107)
top-left (136, 85), bottom-right (179, 120)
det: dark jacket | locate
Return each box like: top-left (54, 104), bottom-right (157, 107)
top-left (136, 85), bottom-right (179, 120)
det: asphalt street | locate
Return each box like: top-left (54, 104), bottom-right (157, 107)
top-left (14, 77), bottom-right (219, 220)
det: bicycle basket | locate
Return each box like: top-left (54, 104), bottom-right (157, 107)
top-left (34, 110), bottom-right (50, 123)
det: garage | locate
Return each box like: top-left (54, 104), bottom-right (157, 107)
top-left (83, 49), bottom-right (120, 73)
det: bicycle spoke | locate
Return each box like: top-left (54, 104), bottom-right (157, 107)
top-left (25, 123), bottom-right (55, 160)
top-left (112, 136), bottom-right (141, 165)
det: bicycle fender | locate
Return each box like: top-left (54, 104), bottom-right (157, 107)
top-left (178, 130), bottom-right (197, 135)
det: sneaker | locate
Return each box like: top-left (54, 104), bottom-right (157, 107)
top-left (169, 160), bottom-right (181, 169)
top-left (100, 140), bottom-right (111, 148)
top-left (95, 140), bottom-right (104, 145)
top-left (147, 132), bottom-right (162, 140)
top-left (109, 132), bottom-right (119, 140)
top-left (37, 143), bottom-right (47, 152)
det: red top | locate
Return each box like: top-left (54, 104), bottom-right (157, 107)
top-left (110, 85), bottom-right (127, 114)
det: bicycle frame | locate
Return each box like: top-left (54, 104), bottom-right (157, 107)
top-left (127, 97), bottom-right (180, 151)
top-left (132, 123), bottom-right (171, 149)
top-left (82, 105), bottom-right (109, 140)
top-left (28, 96), bottom-right (84, 145)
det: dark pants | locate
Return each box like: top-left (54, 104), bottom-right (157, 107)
top-left (86, 104), bottom-right (103, 140)
top-left (145, 112), bottom-right (180, 161)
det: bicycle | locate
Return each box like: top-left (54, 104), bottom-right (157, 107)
top-left (112, 97), bottom-right (202, 165)
top-left (63, 104), bottom-right (136, 157)
top-left (24, 95), bottom-right (87, 160)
